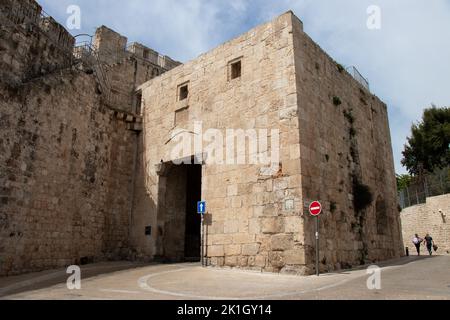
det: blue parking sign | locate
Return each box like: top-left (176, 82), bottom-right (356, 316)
top-left (197, 201), bottom-right (206, 215)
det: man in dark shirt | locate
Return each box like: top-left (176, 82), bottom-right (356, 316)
top-left (424, 234), bottom-right (434, 256)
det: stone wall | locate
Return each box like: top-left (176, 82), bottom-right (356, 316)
top-left (0, 0), bottom-right (42, 25)
top-left (0, 0), bottom-right (177, 276)
top-left (138, 12), bottom-right (403, 275)
top-left (0, 0), bottom-right (404, 276)
top-left (0, 0), bottom-right (74, 85)
top-left (291, 16), bottom-right (403, 272)
top-left (0, 70), bottom-right (137, 276)
top-left (138, 12), bottom-right (302, 272)
top-left (401, 194), bottom-right (450, 255)
top-left (92, 26), bottom-right (181, 113)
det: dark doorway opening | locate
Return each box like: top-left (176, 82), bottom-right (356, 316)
top-left (184, 164), bottom-right (202, 261)
top-left (158, 159), bottom-right (202, 262)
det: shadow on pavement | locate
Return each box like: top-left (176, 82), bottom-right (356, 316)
top-left (325, 255), bottom-right (441, 276)
top-left (0, 262), bottom-right (154, 298)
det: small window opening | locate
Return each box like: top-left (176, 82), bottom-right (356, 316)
top-left (134, 91), bottom-right (143, 114)
top-left (179, 84), bottom-right (189, 101)
top-left (230, 60), bottom-right (242, 80)
top-left (143, 49), bottom-right (150, 60)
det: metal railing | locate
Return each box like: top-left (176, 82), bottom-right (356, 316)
top-left (40, 9), bottom-right (51, 20)
top-left (73, 40), bottom-right (113, 105)
top-left (398, 168), bottom-right (450, 209)
top-left (347, 66), bottom-right (370, 92)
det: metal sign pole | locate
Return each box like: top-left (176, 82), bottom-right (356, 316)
top-left (316, 215), bottom-right (320, 277)
top-left (201, 214), bottom-right (205, 267)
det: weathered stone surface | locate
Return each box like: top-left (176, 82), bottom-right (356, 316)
top-left (401, 194), bottom-right (450, 254)
top-left (261, 218), bottom-right (283, 235)
top-left (242, 243), bottom-right (261, 256)
top-left (284, 249), bottom-right (306, 265)
top-left (271, 234), bottom-right (293, 251)
top-left (0, 0), bottom-right (179, 276)
top-left (0, 0), bottom-right (404, 277)
top-left (225, 245), bottom-right (242, 256)
top-left (208, 245), bottom-right (225, 257)
top-left (225, 256), bottom-right (238, 267)
top-left (138, 11), bottom-right (403, 275)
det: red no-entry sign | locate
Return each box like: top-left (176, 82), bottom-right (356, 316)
top-left (310, 200), bottom-right (322, 277)
top-left (309, 201), bottom-right (322, 216)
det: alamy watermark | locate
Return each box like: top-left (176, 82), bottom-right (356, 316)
top-left (366, 265), bottom-right (382, 290)
top-left (66, 265), bottom-right (81, 290)
top-left (367, 5), bottom-right (382, 30)
top-left (66, 5), bottom-right (81, 30)
top-left (169, 121), bottom-right (280, 175)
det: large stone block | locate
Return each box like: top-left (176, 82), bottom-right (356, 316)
top-left (233, 233), bottom-right (255, 244)
top-left (225, 245), bottom-right (242, 256)
top-left (284, 249), bottom-right (305, 265)
top-left (271, 234), bottom-right (293, 251)
top-left (242, 243), bottom-right (261, 256)
top-left (261, 218), bottom-right (283, 234)
top-left (248, 218), bottom-right (260, 234)
top-left (268, 252), bottom-right (285, 269)
top-left (208, 245), bottom-right (225, 257)
top-left (225, 256), bottom-right (238, 267)
top-left (224, 220), bottom-right (239, 234)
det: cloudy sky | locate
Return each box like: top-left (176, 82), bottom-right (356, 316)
top-left (37, 0), bottom-right (450, 174)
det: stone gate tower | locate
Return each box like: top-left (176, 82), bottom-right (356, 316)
top-left (136, 12), bottom-right (404, 274)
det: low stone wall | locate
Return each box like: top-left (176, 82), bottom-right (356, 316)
top-left (401, 194), bottom-right (450, 255)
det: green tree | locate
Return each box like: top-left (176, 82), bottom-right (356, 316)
top-left (402, 106), bottom-right (450, 175)
top-left (396, 174), bottom-right (412, 191)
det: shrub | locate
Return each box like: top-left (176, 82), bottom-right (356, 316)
top-left (343, 109), bottom-right (355, 124)
top-left (353, 181), bottom-right (373, 212)
top-left (333, 96), bottom-right (342, 106)
top-left (330, 202), bottom-right (337, 213)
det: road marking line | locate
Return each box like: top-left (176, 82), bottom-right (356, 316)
top-left (137, 267), bottom-right (367, 300)
top-left (99, 289), bottom-right (141, 294)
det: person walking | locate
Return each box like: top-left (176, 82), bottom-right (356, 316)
top-left (424, 233), bottom-right (435, 256)
top-left (412, 234), bottom-right (423, 256)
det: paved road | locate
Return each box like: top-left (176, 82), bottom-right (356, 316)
top-left (1, 256), bottom-right (449, 300)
